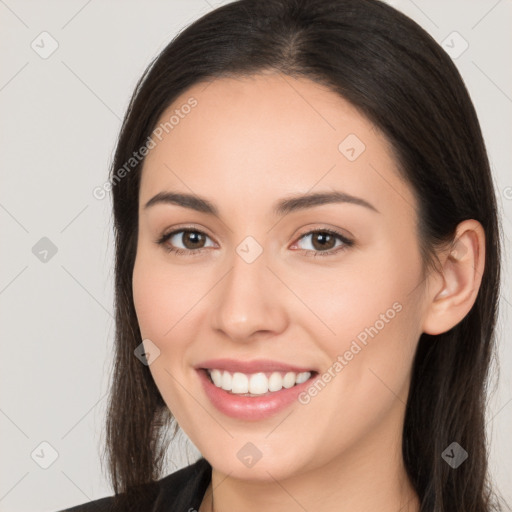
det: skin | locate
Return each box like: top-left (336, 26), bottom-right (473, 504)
top-left (132, 72), bottom-right (485, 512)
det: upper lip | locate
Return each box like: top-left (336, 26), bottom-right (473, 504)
top-left (196, 358), bottom-right (316, 374)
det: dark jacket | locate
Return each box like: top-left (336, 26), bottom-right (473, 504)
top-left (57, 457), bottom-right (211, 512)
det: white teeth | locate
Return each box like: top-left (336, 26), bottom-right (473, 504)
top-left (221, 371), bottom-right (232, 391)
top-left (268, 372), bottom-right (283, 392)
top-left (296, 371), bottom-right (310, 384)
top-left (231, 372), bottom-right (249, 393)
top-left (249, 373), bottom-right (268, 395)
top-left (210, 369), bottom-right (223, 387)
top-left (207, 369), bottom-right (312, 395)
top-left (283, 372), bottom-right (296, 389)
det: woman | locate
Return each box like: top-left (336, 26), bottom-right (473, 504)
top-left (60, 0), bottom-right (507, 510)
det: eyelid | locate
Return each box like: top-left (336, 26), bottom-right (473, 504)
top-left (156, 224), bottom-right (217, 243)
top-left (292, 224), bottom-right (353, 243)
top-left (289, 227), bottom-right (354, 255)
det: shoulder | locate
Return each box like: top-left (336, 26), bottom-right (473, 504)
top-left (56, 457), bottom-right (211, 512)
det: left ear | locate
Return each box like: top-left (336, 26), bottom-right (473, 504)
top-left (421, 219), bottom-right (486, 335)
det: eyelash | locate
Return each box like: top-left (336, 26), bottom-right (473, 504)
top-left (155, 226), bottom-right (354, 258)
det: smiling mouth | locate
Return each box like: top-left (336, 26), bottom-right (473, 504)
top-left (203, 368), bottom-right (317, 396)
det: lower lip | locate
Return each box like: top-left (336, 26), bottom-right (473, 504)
top-left (197, 369), bottom-right (315, 421)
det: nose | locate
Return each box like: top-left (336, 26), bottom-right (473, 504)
top-left (210, 244), bottom-right (289, 343)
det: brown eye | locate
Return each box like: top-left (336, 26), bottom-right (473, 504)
top-left (157, 228), bottom-right (215, 255)
top-left (310, 232), bottom-right (337, 251)
top-left (176, 230), bottom-right (207, 250)
top-left (294, 230), bottom-right (353, 256)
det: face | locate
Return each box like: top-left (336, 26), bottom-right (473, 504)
top-left (132, 72), bottom-right (429, 482)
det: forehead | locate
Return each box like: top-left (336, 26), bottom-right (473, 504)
top-left (139, 72), bottom-right (416, 218)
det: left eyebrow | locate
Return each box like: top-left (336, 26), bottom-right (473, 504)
top-left (273, 191), bottom-right (379, 216)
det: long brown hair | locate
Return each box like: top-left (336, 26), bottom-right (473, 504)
top-left (104, 1), bottom-right (506, 510)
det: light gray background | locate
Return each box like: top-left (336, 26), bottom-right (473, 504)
top-left (0, 1), bottom-right (510, 510)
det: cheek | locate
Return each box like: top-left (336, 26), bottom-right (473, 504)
top-left (132, 254), bottom-right (198, 419)
top-left (290, 243), bottom-right (423, 421)
top-left (132, 251), bottom-right (195, 340)
top-left (288, 247), bottom-right (422, 356)
top-left (131, 249), bottom-right (208, 410)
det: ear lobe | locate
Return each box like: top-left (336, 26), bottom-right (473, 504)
top-left (422, 220), bottom-right (485, 335)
